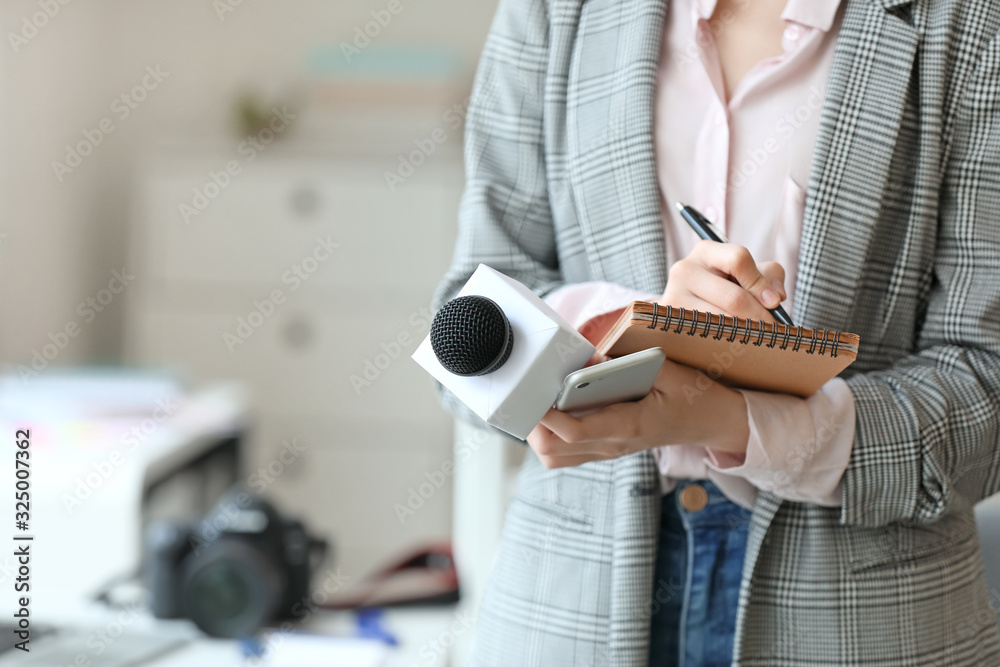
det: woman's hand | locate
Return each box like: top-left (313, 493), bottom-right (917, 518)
top-left (661, 240), bottom-right (787, 320)
top-left (526, 241), bottom-right (786, 468)
top-left (529, 357), bottom-right (750, 469)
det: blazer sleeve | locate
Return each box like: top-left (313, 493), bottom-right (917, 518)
top-left (841, 31), bottom-right (1000, 527)
top-left (430, 0), bottom-right (559, 423)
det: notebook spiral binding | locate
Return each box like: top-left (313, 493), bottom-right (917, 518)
top-left (645, 303), bottom-right (841, 358)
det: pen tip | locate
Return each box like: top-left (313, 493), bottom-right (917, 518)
top-left (675, 202), bottom-right (685, 211)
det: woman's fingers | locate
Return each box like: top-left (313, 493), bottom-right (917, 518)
top-left (577, 307), bottom-right (627, 346)
top-left (669, 267), bottom-right (778, 321)
top-left (540, 408), bottom-right (616, 448)
top-left (758, 261), bottom-right (787, 298)
top-left (689, 240), bottom-right (786, 309)
top-left (528, 418), bottom-right (589, 459)
top-left (534, 406), bottom-right (640, 456)
top-left (688, 272), bottom-right (778, 321)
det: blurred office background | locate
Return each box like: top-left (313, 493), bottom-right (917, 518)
top-left (7, 3), bottom-right (1000, 665)
top-left (0, 1), bottom-right (528, 664)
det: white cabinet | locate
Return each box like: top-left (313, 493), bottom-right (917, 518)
top-left (125, 149), bottom-right (463, 582)
top-left (141, 164), bottom-right (456, 292)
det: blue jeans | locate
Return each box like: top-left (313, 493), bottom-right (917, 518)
top-left (647, 480), bottom-right (752, 667)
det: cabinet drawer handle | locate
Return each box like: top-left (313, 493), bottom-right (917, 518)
top-left (283, 316), bottom-right (313, 349)
top-left (290, 187), bottom-right (320, 219)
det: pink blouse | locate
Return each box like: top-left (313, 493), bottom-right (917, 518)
top-left (544, 0), bottom-right (854, 509)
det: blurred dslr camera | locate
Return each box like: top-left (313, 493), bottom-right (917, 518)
top-left (144, 488), bottom-right (328, 637)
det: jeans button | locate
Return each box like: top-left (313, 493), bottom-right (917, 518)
top-left (680, 483), bottom-right (708, 512)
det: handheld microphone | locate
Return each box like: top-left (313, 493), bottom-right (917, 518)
top-left (430, 296), bottom-right (514, 377)
top-left (413, 265), bottom-right (595, 439)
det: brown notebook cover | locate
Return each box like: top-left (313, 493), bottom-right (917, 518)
top-left (596, 302), bottom-right (860, 397)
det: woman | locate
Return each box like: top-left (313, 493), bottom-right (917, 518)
top-left (432, 0), bottom-right (1000, 664)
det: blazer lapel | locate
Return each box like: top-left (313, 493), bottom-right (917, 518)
top-left (565, 0), bottom-right (669, 295)
top-left (793, 0), bottom-right (920, 333)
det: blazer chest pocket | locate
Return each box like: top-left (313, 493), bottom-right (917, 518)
top-left (847, 521), bottom-right (974, 574)
top-left (514, 495), bottom-right (594, 534)
top-left (514, 455), bottom-right (611, 533)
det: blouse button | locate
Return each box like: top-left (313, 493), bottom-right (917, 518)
top-left (784, 24), bottom-right (803, 41)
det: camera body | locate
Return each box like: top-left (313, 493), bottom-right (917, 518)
top-left (144, 489), bottom-right (326, 638)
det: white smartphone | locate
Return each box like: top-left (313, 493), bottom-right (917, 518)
top-left (554, 347), bottom-right (665, 413)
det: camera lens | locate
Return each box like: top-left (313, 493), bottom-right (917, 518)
top-left (180, 541), bottom-right (284, 638)
top-left (189, 562), bottom-right (252, 618)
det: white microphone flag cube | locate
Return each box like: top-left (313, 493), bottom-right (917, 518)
top-left (412, 264), bottom-right (595, 440)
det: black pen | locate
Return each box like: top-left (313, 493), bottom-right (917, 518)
top-left (675, 202), bottom-right (795, 326)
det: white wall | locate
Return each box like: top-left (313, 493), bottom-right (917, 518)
top-left (1, 0), bottom-right (123, 363)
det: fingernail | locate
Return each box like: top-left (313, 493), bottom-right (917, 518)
top-left (761, 289), bottom-right (779, 308)
top-left (771, 280), bottom-right (786, 299)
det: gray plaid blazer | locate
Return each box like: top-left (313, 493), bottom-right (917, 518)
top-left (431, 0), bottom-right (1000, 664)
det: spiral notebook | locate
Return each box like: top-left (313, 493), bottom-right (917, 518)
top-left (596, 302), bottom-right (860, 397)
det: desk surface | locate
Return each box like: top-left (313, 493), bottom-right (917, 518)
top-left (147, 606), bottom-right (459, 667)
top-left (27, 605), bottom-right (458, 667)
top-left (10, 604), bottom-right (460, 667)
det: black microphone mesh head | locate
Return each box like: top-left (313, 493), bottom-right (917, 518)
top-left (430, 296), bottom-right (514, 376)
